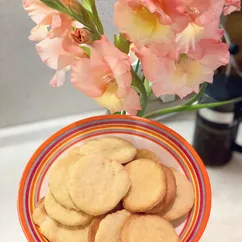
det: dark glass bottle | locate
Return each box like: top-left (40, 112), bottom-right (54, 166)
top-left (193, 102), bottom-right (241, 166)
top-left (192, 73), bottom-right (242, 166)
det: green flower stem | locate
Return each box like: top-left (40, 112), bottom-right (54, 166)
top-left (143, 83), bottom-right (207, 118)
top-left (131, 68), bottom-right (148, 117)
top-left (185, 83), bottom-right (208, 105)
top-left (184, 97), bottom-right (242, 111)
top-left (135, 60), bottom-right (140, 73)
top-left (143, 96), bottom-right (242, 119)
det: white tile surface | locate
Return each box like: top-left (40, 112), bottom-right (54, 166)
top-left (0, 112), bottom-right (242, 241)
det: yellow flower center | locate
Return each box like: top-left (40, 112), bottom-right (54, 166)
top-left (178, 54), bottom-right (189, 63)
top-left (176, 22), bottom-right (204, 51)
top-left (95, 82), bottom-right (122, 113)
top-left (134, 6), bottom-right (172, 44)
top-left (174, 56), bottom-right (202, 87)
top-left (136, 7), bottom-right (159, 29)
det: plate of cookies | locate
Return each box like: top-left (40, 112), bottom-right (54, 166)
top-left (18, 115), bottom-right (211, 242)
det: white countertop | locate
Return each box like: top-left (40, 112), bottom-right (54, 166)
top-left (0, 111), bottom-right (242, 242)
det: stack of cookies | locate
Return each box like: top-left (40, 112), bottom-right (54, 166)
top-left (32, 137), bottom-right (195, 242)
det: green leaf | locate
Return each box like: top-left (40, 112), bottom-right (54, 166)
top-left (92, 8), bottom-right (104, 34)
top-left (40, 0), bottom-right (69, 14)
top-left (68, 2), bottom-right (101, 38)
top-left (80, 0), bottom-right (104, 34)
top-left (135, 60), bottom-right (140, 74)
top-left (131, 68), bottom-right (148, 116)
top-left (144, 79), bottom-right (150, 91)
top-left (81, 0), bottom-right (92, 12)
top-left (114, 34), bottom-right (130, 54)
top-left (143, 78), bottom-right (153, 98)
top-left (80, 46), bottom-right (91, 56)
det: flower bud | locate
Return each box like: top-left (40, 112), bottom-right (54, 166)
top-left (71, 28), bottom-right (93, 44)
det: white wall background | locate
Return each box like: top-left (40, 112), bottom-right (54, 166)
top-left (0, 0), bottom-right (117, 128)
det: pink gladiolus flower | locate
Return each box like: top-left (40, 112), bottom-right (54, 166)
top-left (22, 0), bottom-right (53, 23)
top-left (175, 0), bottom-right (225, 52)
top-left (36, 30), bottom-right (86, 87)
top-left (224, 0), bottom-right (241, 15)
top-left (71, 36), bottom-right (141, 115)
top-left (95, 82), bottom-right (141, 115)
top-left (135, 39), bottom-right (229, 98)
top-left (114, 0), bottom-right (176, 45)
top-left (23, 0), bottom-right (74, 41)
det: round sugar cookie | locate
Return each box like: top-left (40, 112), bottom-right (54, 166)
top-left (32, 199), bottom-right (89, 242)
top-left (95, 210), bottom-right (131, 242)
top-left (123, 159), bottom-right (166, 212)
top-left (79, 137), bottom-right (137, 164)
top-left (160, 171), bottom-right (195, 221)
top-left (120, 215), bottom-right (179, 242)
top-left (147, 166), bottom-right (176, 213)
top-left (68, 146), bottom-right (82, 156)
top-left (135, 149), bottom-right (160, 163)
top-left (32, 198), bottom-right (46, 226)
top-left (49, 153), bottom-right (84, 210)
top-left (45, 190), bottom-right (93, 227)
top-left (68, 155), bottom-right (131, 216)
top-left (88, 217), bottom-right (104, 242)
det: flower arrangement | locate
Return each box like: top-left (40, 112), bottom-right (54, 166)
top-left (23, 0), bottom-right (241, 118)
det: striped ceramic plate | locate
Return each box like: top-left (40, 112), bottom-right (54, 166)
top-left (18, 115), bottom-right (211, 242)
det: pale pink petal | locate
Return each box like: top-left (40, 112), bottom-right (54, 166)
top-left (129, 44), bottom-right (138, 64)
top-left (197, 39), bottom-right (230, 70)
top-left (136, 37), bottom-right (229, 98)
top-left (92, 36), bottom-right (132, 97)
top-left (71, 35), bottom-right (133, 106)
top-left (174, 0), bottom-right (224, 51)
top-left (152, 81), bottom-right (199, 99)
top-left (114, 1), bottom-right (175, 45)
top-left (23, 0), bottom-right (54, 24)
top-left (48, 13), bottom-right (73, 39)
top-left (50, 70), bottom-right (66, 87)
top-left (104, 56), bottom-right (131, 96)
top-left (92, 36), bottom-right (127, 59)
top-left (176, 22), bottom-right (205, 52)
top-left (22, 0), bottom-right (35, 8)
top-left (122, 87), bottom-right (141, 115)
top-left (224, 0), bottom-right (241, 15)
top-left (201, 24), bottom-right (224, 41)
top-left (62, 31), bottom-right (84, 57)
top-left (29, 24), bottom-right (48, 41)
top-left (151, 61), bottom-right (208, 98)
top-left (51, 12), bottom-right (62, 29)
top-left (57, 54), bottom-right (77, 70)
top-left (224, 5), bottom-right (238, 14)
top-left (70, 53), bottom-right (110, 97)
top-left (39, 14), bottom-right (53, 25)
top-left (36, 36), bottom-right (77, 70)
top-left (72, 21), bottom-right (84, 28)
top-left (176, 21), bottom-right (223, 53)
top-left (95, 83), bottom-right (141, 115)
top-left (155, 39), bottom-right (228, 98)
top-left (126, 0), bottom-right (172, 24)
top-left (134, 43), bottom-right (176, 85)
top-left (95, 82), bottom-right (123, 113)
top-left (123, 0), bottom-right (189, 33)
top-left (194, 0), bottom-right (224, 26)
